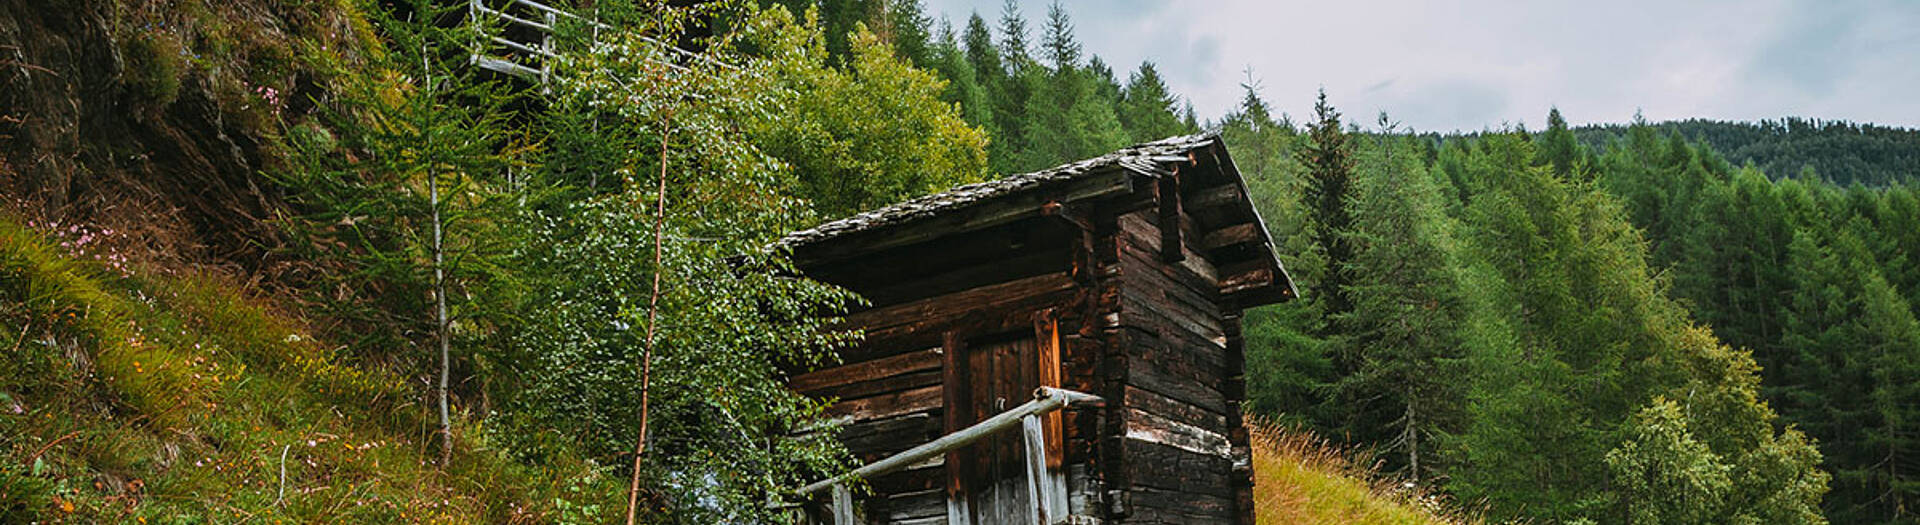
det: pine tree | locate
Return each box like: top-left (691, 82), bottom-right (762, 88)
top-left (278, 0), bottom-right (521, 464)
top-left (1779, 224), bottom-right (1920, 524)
top-left (1445, 132), bottom-right (1827, 523)
top-left (929, 19), bottom-right (994, 135)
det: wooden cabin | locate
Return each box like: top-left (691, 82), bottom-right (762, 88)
top-left (783, 133), bottom-right (1297, 524)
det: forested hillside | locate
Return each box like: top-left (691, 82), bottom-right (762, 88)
top-left (1575, 118), bottom-right (1920, 187)
top-left (4, 0), bottom-right (1915, 523)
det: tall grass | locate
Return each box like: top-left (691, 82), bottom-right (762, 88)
top-left (1251, 420), bottom-right (1481, 525)
top-left (1, 217), bottom-right (622, 523)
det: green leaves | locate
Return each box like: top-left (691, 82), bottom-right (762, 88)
top-left (743, 9), bottom-right (989, 219)
top-left (1607, 399), bottom-right (1733, 525)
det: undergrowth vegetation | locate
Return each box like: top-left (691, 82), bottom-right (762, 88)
top-left (0, 217), bottom-right (618, 522)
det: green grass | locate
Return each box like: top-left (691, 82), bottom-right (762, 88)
top-left (0, 218), bottom-right (622, 523)
top-left (1252, 422), bottom-right (1479, 525)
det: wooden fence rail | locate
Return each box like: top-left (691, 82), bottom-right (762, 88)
top-left (790, 386), bottom-right (1104, 525)
top-left (468, 0), bottom-right (732, 83)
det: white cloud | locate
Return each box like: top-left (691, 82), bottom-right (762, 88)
top-left (919, 0), bottom-right (1920, 131)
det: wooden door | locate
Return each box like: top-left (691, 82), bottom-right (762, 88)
top-left (961, 334), bottom-right (1039, 524)
top-left (942, 314), bottom-right (1068, 524)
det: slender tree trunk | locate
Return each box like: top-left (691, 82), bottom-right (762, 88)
top-left (625, 128), bottom-right (671, 525)
top-left (1406, 383), bottom-right (1419, 486)
top-left (424, 46), bottom-right (454, 467)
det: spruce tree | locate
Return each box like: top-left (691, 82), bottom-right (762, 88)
top-left (962, 13), bottom-right (1001, 81)
top-left (1296, 89), bottom-right (1358, 333)
top-left (996, 0), bottom-right (1030, 70)
top-left (881, 0), bottom-right (933, 66)
top-left (1538, 107), bottom-right (1584, 179)
top-left (1119, 62), bottom-right (1185, 142)
top-left (1333, 118), bottom-right (1468, 482)
top-left (1040, 1), bottom-right (1080, 71)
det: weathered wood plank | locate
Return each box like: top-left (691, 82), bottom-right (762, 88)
top-left (1201, 222), bottom-right (1261, 251)
top-left (885, 488), bottom-right (947, 520)
top-left (1127, 343), bottom-right (1227, 416)
top-left (852, 287), bottom-right (1081, 362)
top-left (1130, 486), bottom-right (1235, 519)
top-left (1125, 408), bottom-right (1231, 458)
top-left (940, 331), bottom-right (969, 510)
top-left (856, 246), bottom-right (1071, 308)
top-left (832, 484), bottom-right (855, 524)
top-left (1118, 285), bottom-right (1225, 347)
top-left (845, 272), bottom-right (1077, 332)
top-left (1118, 213), bottom-right (1219, 285)
top-left (1126, 385), bottom-right (1226, 431)
top-left (827, 385), bottom-right (942, 421)
top-left (1188, 183), bottom-right (1242, 211)
top-left (1157, 171), bottom-right (1184, 263)
top-left (792, 347), bottom-right (942, 394)
top-left (1125, 440), bottom-right (1235, 497)
top-left (841, 413), bottom-right (940, 458)
top-left (808, 369), bottom-right (942, 404)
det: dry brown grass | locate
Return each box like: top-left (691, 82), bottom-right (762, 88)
top-left (1251, 420), bottom-right (1482, 525)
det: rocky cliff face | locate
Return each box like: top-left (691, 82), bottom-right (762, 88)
top-left (0, 0), bottom-right (368, 269)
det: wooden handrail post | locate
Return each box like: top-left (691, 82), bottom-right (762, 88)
top-left (794, 387), bottom-right (1105, 501)
top-left (831, 483), bottom-right (856, 524)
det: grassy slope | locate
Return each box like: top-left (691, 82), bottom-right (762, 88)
top-left (0, 218), bottom-right (618, 523)
top-left (1252, 423), bottom-right (1474, 525)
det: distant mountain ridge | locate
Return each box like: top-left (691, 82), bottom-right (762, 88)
top-left (1573, 118), bottom-right (1920, 186)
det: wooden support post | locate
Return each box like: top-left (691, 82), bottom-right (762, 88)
top-left (1034, 310), bottom-right (1064, 469)
top-left (832, 484), bottom-right (857, 525)
top-left (1157, 169), bottom-right (1184, 263)
top-left (942, 331), bottom-right (970, 525)
top-left (1023, 413), bottom-right (1060, 525)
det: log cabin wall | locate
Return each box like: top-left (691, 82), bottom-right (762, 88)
top-left (787, 216), bottom-right (1113, 523)
top-left (781, 133), bottom-right (1291, 524)
top-left (1104, 206), bottom-right (1251, 524)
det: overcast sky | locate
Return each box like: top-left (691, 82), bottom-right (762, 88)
top-left (919, 0), bottom-right (1920, 133)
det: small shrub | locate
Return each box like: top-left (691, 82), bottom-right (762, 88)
top-left (123, 30), bottom-right (189, 108)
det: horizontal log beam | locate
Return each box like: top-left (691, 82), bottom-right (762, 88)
top-left (1202, 223), bottom-right (1262, 251)
top-left (1188, 184), bottom-right (1241, 210)
top-left (790, 347), bottom-right (942, 393)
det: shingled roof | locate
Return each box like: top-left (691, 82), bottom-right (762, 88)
top-left (780, 132), bottom-right (1297, 304)
top-left (780, 132), bottom-right (1220, 247)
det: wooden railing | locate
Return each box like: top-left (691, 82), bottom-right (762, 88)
top-left (791, 386), bottom-right (1104, 525)
top-left (469, 0), bottom-right (572, 81)
top-left (468, 0), bottom-right (732, 83)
